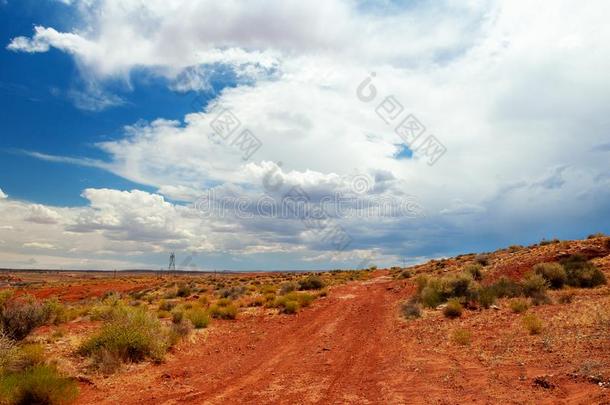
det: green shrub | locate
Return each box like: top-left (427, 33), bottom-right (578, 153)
top-left (397, 270), bottom-right (412, 279)
top-left (279, 300), bottom-right (300, 314)
top-left (521, 273), bottom-right (548, 298)
top-left (416, 274), bottom-right (475, 308)
top-left (0, 296), bottom-right (48, 341)
top-left (522, 313), bottom-right (543, 335)
top-left (0, 365), bottom-right (78, 405)
top-left (158, 300), bottom-right (176, 312)
top-left (0, 332), bottom-right (20, 374)
top-left (42, 298), bottom-right (71, 325)
top-left (490, 277), bottom-right (521, 298)
top-left (274, 292), bottom-right (314, 314)
top-left (420, 286), bottom-right (442, 308)
top-left (443, 299), bottom-right (463, 319)
top-left (476, 287), bottom-right (496, 309)
top-left (279, 282), bottom-right (298, 295)
top-left (0, 290), bottom-right (14, 308)
top-left (533, 262), bottom-right (567, 289)
top-left (464, 264), bottom-right (483, 281)
top-left (298, 275), bottom-right (326, 290)
top-left (400, 301), bottom-right (421, 320)
top-left (510, 299), bottom-right (529, 313)
top-left (176, 284), bottom-right (191, 298)
top-left (561, 255), bottom-right (606, 288)
top-left (185, 308), bottom-right (210, 329)
top-left (218, 286), bottom-right (246, 300)
top-left (474, 254), bottom-right (490, 266)
top-left (209, 300), bottom-right (237, 320)
top-left (169, 319), bottom-right (193, 346)
top-left (79, 307), bottom-right (168, 364)
top-left (508, 245), bottom-right (523, 253)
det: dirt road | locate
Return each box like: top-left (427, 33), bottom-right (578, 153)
top-left (78, 274), bottom-right (609, 404)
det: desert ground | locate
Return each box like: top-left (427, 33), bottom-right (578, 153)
top-left (1, 235), bottom-right (610, 404)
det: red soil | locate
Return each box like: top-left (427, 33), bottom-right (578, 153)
top-left (77, 271), bottom-right (610, 404)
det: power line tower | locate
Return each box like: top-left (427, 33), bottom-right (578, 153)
top-left (168, 252), bottom-right (176, 275)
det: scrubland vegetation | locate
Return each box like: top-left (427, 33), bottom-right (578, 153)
top-left (0, 269), bottom-right (371, 404)
top-left (400, 253), bottom-right (606, 322)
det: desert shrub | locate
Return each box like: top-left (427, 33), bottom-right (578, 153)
top-left (246, 296), bottom-right (266, 307)
top-left (198, 295), bottom-right (209, 306)
top-left (298, 275), bottom-right (326, 290)
top-left (420, 285), bottom-right (442, 308)
top-left (540, 238), bottom-right (560, 246)
top-left (0, 290), bottom-right (14, 308)
top-left (317, 289), bottom-right (328, 298)
top-left (443, 299), bottom-right (463, 319)
top-left (451, 328), bottom-right (471, 346)
top-left (587, 232), bottom-right (606, 239)
top-left (533, 262), bottom-right (567, 289)
top-left (42, 298), bottom-right (71, 325)
top-left (508, 245), bottom-right (523, 253)
top-left (464, 264), bottom-right (483, 281)
top-left (163, 289), bottom-right (178, 299)
top-left (446, 274), bottom-right (475, 298)
top-left (510, 299), bottom-right (529, 313)
top-left (279, 300), bottom-right (299, 314)
top-left (263, 293), bottom-right (276, 307)
top-left (185, 307), bottom-right (210, 329)
top-left (171, 310), bottom-right (184, 324)
top-left (275, 293), bottom-right (314, 312)
top-left (0, 332), bottom-right (20, 374)
top-left (209, 300), bottom-right (237, 320)
top-left (417, 274), bottom-right (475, 308)
top-left (79, 307), bottom-right (169, 364)
top-left (476, 287), bottom-right (496, 309)
top-left (490, 277), bottom-right (521, 298)
top-left (522, 313), bottom-right (543, 335)
top-left (158, 300), bottom-right (176, 312)
top-left (530, 291), bottom-right (551, 306)
top-left (557, 290), bottom-right (575, 304)
top-left (400, 301), bottom-right (421, 320)
top-left (219, 286), bottom-right (246, 300)
top-left (474, 254), bottom-right (490, 266)
top-left (0, 296), bottom-right (48, 341)
top-left (397, 270), bottom-right (412, 279)
top-left (176, 284), bottom-right (192, 298)
top-left (0, 365), bottom-right (78, 405)
top-left (18, 344), bottom-right (45, 370)
top-left (521, 273), bottom-right (548, 298)
top-left (279, 282), bottom-right (299, 295)
top-left (169, 319), bottom-right (193, 347)
top-left (561, 255), bottom-right (606, 288)
top-left (88, 295), bottom-right (128, 322)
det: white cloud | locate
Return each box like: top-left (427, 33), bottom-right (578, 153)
top-left (5, 0), bottom-right (610, 268)
top-left (26, 205), bottom-right (62, 225)
top-left (23, 242), bottom-right (55, 250)
top-left (0, 188), bottom-right (6, 199)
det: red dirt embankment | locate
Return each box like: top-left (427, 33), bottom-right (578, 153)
top-left (77, 271), bottom-right (610, 404)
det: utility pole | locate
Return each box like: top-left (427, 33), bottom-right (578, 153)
top-left (168, 252), bottom-right (176, 276)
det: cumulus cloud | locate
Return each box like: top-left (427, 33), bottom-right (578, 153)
top-left (0, 188), bottom-right (6, 199)
top-left (5, 0), bottom-right (610, 268)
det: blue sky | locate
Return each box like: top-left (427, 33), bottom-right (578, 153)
top-left (0, 0), bottom-right (609, 270)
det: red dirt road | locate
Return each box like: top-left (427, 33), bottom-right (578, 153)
top-left (78, 274), bottom-right (609, 404)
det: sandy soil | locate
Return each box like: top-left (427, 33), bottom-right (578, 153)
top-left (76, 271), bottom-right (610, 404)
